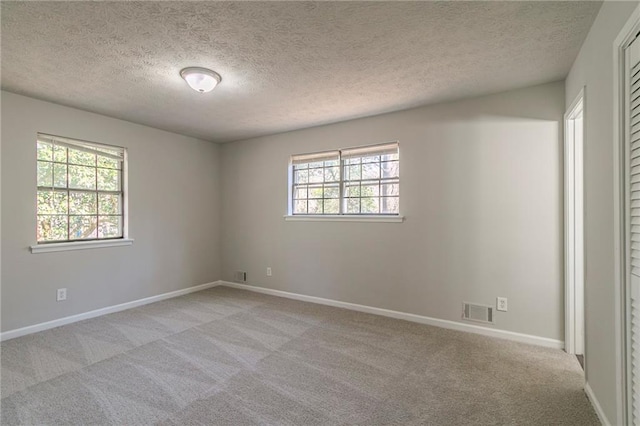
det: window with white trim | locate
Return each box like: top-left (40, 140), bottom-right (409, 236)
top-left (36, 133), bottom-right (126, 243)
top-left (290, 142), bottom-right (399, 215)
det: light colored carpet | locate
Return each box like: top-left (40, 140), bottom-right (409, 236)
top-left (1, 286), bottom-right (598, 425)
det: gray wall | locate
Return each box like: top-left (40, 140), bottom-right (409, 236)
top-left (565, 1), bottom-right (639, 424)
top-left (221, 81), bottom-right (565, 341)
top-left (1, 91), bottom-right (222, 332)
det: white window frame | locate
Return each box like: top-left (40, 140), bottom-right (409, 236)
top-left (285, 141), bottom-right (404, 222)
top-left (30, 133), bottom-right (133, 254)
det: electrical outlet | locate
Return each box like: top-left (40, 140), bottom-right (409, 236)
top-left (496, 297), bottom-right (507, 312)
top-left (57, 288), bottom-right (67, 302)
top-left (266, 267), bottom-right (272, 276)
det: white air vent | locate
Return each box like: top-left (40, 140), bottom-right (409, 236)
top-left (235, 271), bottom-right (247, 283)
top-left (462, 302), bottom-right (494, 324)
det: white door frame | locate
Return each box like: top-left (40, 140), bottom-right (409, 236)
top-left (565, 89), bottom-right (585, 356)
top-left (614, 5), bottom-right (640, 424)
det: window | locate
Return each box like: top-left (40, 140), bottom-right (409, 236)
top-left (36, 133), bottom-right (126, 243)
top-left (290, 142), bottom-right (399, 216)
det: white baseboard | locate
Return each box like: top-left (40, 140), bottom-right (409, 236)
top-left (1, 279), bottom-right (565, 351)
top-left (584, 382), bottom-right (611, 426)
top-left (0, 281), bottom-right (223, 342)
top-left (221, 281), bottom-right (564, 350)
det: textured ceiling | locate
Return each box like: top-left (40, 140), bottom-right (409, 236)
top-left (1, 1), bottom-right (601, 143)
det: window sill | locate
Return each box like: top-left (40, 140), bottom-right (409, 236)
top-left (284, 215), bottom-right (404, 223)
top-left (30, 238), bottom-right (134, 254)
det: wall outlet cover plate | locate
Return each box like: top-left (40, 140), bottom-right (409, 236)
top-left (496, 297), bottom-right (507, 312)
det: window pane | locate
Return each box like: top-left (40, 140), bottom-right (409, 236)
top-left (53, 146), bottom-right (67, 163)
top-left (69, 215), bottom-right (98, 240)
top-left (361, 197), bottom-right (380, 214)
top-left (38, 191), bottom-right (68, 215)
top-left (293, 187), bottom-right (307, 200)
top-left (361, 183), bottom-right (380, 197)
top-left (346, 198), bottom-right (360, 214)
top-left (294, 200), bottom-right (307, 214)
top-left (54, 192), bottom-right (69, 214)
top-left (324, 166), bottom-right (339, 182)
top-left (37, 161), bottom-right (53, 187)
top-left (37, 142), bottom-right (52, 161)
top-left (324, 199), bottom-right (339, 214)
top-left (98, 168), bottom-right (120, 191)
top-left (382, 160), bottom-right (399, 178)
top-left (344, 183), bottom-right (360, 197)
top-left (53, 164), bottom-right (67, 188)
top-left (381, 197), bottom-right (399, 214)
top-left (308, 199), bottom-right (322, 214)
top-left (98, 193), bottom-right (121, 215)
top-left (97, 156), bottom-right (120, 169)
top-left (98, 216), bottom-right (122, 238)
top-left (70, 191), bottom-right (97, 215)
top-left (346, 165), bottom-right (361, 180)
top-left (36, 136), bottom-right (126, 242)
top-left (362, 162), bottom-right (380, 180)
top-left (324, 185), bottom-right (339, 199)
top-left (37, 191), bottom-right (52, 214)
top-left (308, 185), bottom-right (323, 199)
top-left (309, 168), bottom-right (323, 183)
top-left (37, 215), bottom-right (67, 241)
top-left (294, 170), bottom-right (308, 184)
top-left (290, 144), bottom-right (399, 217)
top-left (381, 182), bottom-right (399, 196)
top-left (68, 148), bottom-right (96, 166)
top-left (69, 165), bottom-right (96, 190)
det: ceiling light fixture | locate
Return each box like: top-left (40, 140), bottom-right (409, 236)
top-left (180, 67), bottom-right (222, 93)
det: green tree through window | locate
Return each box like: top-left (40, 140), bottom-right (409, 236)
top-left (36, 134), bottom-right (125, 243)
top-left (291, 142), bottom-right (399, 215)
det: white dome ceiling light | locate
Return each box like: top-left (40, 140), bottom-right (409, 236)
top-left (180, 67), bottom-right (221, 93)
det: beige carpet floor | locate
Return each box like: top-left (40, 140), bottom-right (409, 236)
top-left (1, 286), bottom-right (598, 425)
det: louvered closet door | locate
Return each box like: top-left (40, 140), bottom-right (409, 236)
top-left (627, 35), bottom-right (640, 426)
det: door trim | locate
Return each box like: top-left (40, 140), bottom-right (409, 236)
top-left (564, 88), bottom-right (585, 356)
